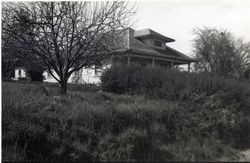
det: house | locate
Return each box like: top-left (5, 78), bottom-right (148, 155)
top-left (14, 67), bottom-right (27, 79)
top-left (14, 28), bottom-right (196, 84)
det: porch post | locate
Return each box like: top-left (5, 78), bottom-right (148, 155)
top-left (188, 63), bottom-right (191, 72)
top-left (127, 56), bottom-right (131, 64)
top-left (152, 59), bottom-right (155, 67)
top-left (171, 61), bottom-right (174, 69)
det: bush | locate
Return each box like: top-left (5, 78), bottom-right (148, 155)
top-left (101, 64), bottom-right (250, 106)
top-left (28, 70), bottom-right (44, 82)
top-left (101, 63), bottom-right (141, 93)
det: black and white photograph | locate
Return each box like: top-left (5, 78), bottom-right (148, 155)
top-left (1, 0), bottom-right (250, 162)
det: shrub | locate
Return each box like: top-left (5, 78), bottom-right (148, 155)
top-left (28, 70), bottom-right (44, 82)
top-left (101, 63), bottom-right (141, 93)
top-left (101, 64), bottom-right (250, 106)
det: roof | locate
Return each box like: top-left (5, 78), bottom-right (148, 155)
top-left (115, 28), bottom-right (196, 63)
top-left (154, 45), bottom-right (197, 62)
top-left (134, 28), bottom-right (175, 42)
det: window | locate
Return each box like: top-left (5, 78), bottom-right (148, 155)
top-left (74, 70), bottom-right (80, 77)
top-left (95, 63), bottom-right (102, 76)
top-left (154, 40), bottom-right (162, 47)
top-left (74, 70), bottom-right (82, 78)
top-left (18, 69), bottom-right (22, 76)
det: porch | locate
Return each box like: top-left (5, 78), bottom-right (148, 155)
top-left (113, 54), bottom-right (192, 72)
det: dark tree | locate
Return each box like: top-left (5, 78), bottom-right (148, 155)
top-left (2, 31), bottom-right (20, 78)
top-left (2, 1), bottom-right (135, 93)
top-left (192, 27), bottom-right (250, 79)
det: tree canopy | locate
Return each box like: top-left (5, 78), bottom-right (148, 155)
top-left (192, 27), bottom-right (250, 79)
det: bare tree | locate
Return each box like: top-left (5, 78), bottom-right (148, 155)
top-left (192, 27), bottom-right (250, 79)
top-left (2, 35), bottom-right (19, 78)
top-left (2, 1), bottom-right (135, 93)
top-left (2, 30), bottom-right (43, 79)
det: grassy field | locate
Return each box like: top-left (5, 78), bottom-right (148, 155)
top-left (2, 81), bottom-right (248, 161)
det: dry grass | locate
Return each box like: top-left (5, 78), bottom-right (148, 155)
top-left (2, 81), bottom-right (247, 161)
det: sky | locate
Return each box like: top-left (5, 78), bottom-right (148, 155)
top-left (133, 0), bottom-right (250, 57)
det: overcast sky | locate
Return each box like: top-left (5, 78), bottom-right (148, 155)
top-left (133, 0), bottom-right (250, 57)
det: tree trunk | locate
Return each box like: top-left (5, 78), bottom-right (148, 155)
top-left (60, 81), bottom-right (67, 94)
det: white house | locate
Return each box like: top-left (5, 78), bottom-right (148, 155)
top-left (14, 67), bottom-right (27, 79)
top-left (14, 28), bottom-right (197, 84)
top-left (41, 64), bottom-right (111, 84)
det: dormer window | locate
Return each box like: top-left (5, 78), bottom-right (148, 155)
top-left (154, 40), bottom-right (162, 47)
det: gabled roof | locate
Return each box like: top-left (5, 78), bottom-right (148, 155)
top-left (115, 28), bottom-right (196, 63)
top-left (134, 28), bottom-right (175, 42)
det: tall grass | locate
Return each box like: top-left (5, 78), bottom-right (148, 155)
top-left (2, 81), bottom-right (246, 161)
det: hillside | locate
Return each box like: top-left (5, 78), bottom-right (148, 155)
top-left (2, 81), bottom-right (249, 161)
